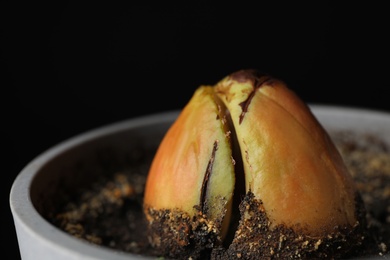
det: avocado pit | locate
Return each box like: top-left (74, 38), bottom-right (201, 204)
top-left (142, 69), bottom-right (368, 259)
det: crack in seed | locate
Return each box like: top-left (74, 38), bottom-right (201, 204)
top-left (232, 70), bottom-right (274, 124)
top-left (200, 140), bottom-right (218, 214)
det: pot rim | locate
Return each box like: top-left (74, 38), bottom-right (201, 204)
top-left (9, 105), bottom-right (390, 259)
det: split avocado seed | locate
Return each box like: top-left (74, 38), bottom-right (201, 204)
top-left (143, 69), bottom-right (367, 259)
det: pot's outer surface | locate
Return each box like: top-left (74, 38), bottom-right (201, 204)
top-left (10, 111), bottom-right (178, 260)
top-left (10, 106), bottom-right (390, 259)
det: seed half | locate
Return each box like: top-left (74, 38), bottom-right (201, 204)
top-left (143, 86), bottom-right (235, 235)
top-left (214, 69), bottom-right (358, 236)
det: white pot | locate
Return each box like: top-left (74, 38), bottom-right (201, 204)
top-left (10, 105), bottom-right (390, 259)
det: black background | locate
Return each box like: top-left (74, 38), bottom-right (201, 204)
top-left (2, 2), bottom-right (389, 259)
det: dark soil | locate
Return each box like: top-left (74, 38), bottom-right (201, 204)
top-left (48, 130), bottom-right (390, 259)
